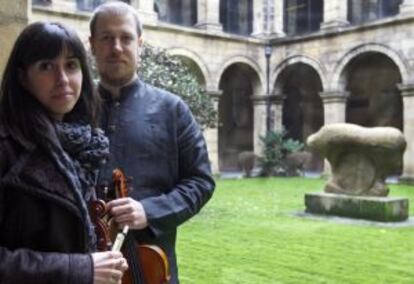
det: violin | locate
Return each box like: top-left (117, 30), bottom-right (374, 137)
top-left (90, 169), bottom-right (170, 284)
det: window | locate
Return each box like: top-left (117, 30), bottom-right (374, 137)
top-left (76, 0), bottom-right (129, 12)
top-left (348, 0), bottom-right (402, 25)
top-left (77, 0), bottom-right (102, 11)
top-left (220, 0), bottom-right (253, 36)
top-left (155, 0), bottom-right (197, 27)
top-left (284, 0), bottom-right (323, 35)
top-left (32, 0), bottom-right (51, 5)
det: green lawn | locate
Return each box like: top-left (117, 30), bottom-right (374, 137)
top-left (177, 177), bottom-right (414, 284)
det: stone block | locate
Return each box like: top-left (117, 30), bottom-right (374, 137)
top-left (305, 192), bottom-right (409, 222)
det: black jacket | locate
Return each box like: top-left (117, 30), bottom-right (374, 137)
top-left (99, 80), bottom-right (215, 283)
top-left (0, 124), bottom-right (93, 284)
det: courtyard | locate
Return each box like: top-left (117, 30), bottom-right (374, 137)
top-left (177, 177), bottom-right (414, 283)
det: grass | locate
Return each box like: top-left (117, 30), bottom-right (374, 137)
top-left (176, 177), bottom-right (414, 284)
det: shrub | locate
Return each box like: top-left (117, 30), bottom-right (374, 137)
top-left (258, 129), bottom-right (304, 176)
top-left (139, 44), bottom-right (217, 130)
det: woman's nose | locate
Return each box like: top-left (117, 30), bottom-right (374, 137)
top-left (56, 68), bottom-right (69, 85)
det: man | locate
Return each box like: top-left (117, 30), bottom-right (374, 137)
top-left (89, 2), bottom-right (215, 283)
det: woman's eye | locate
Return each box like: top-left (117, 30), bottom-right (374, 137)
top-left (66, 59), bottom-right (81, 71)
top-left (38, 62), bottom-right (53, 71)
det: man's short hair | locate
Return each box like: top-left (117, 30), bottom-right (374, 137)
top-left (90, 1), bottom-right (143, 37)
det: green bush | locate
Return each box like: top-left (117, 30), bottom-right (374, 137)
top-left (258, 129), bottom-right (304, 176)
top-left (139, 44), bottom-right (217, 130)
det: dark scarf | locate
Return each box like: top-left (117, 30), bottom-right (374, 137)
top-left (50, 122), bottom-right (109, 251)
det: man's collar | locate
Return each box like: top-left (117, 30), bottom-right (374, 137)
top-left (99, 78), bottom-right (141, 101)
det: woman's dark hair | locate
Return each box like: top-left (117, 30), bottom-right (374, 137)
top-left (0, 21), bottom-right (100, 144)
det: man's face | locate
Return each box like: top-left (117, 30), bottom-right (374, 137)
top-left (90, 13), bottom-right (142, 87)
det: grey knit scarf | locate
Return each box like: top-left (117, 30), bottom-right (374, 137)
top-left (50, 122), bottom-right (109, 251)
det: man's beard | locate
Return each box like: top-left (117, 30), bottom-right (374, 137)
top-left (100, 70), bottom-right (136, 87)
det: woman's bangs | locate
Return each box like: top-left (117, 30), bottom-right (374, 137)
top-left (21, 23), bottom-right (81, 67)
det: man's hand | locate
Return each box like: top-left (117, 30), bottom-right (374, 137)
top-left (107, 197), bottom-right (148, 230)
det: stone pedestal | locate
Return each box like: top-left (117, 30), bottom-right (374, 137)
top-left (305, 193), bottom-right (409, 222)
top-left (305, 123), bottom-right (409, 222)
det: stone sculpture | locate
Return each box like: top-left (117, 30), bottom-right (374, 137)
top-left (307, 123), bottom-right (406, 196)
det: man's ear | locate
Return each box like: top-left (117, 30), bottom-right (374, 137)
top-left (138, 36), bottom-right (144, 47)
top-left (89, 36), bottom-right (96, 55)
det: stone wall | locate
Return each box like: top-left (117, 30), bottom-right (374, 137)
top-left (0, 0), bottom-right (30, 78)
top-left (4, 1), bottom-right (414, 177)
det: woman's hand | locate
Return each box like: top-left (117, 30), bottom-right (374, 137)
top-left (92, 251), bottom-right (128, 284)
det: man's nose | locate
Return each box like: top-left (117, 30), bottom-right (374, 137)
top-left (112, 38), bottom-right (123, 53)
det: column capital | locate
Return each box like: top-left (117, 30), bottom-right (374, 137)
top-left (136, 0), bottom-right (158, 25)
top-left (195, 0), bottom-right (223, 32)
top-left (251, 94), bottom-right (285, 105)
top-left (398, 83), bottom-right (414, 96)
top-left (320, 20), bottom-right (350, 31)
top-left (319, 91), bottom-right (349, 103)
top-left (399, 0), bottom-right (414, 17)
top-left (206, 89), bottom-right (223, 100)
top-left (320, 0), bottom-right (349, 31)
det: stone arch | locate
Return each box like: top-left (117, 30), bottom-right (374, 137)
top-left (215, 55), bottom-right (264, 94)
top-left (167, 47), bottom-right (210, 87)
top-left (217, 60), bottom-right (262, 171)
top-left (333, 43), bottom-right (409, 91)
top-left (272, 55), bottom-right (327, 93)
top-left (272, 56), bottom-right (326, 172)
top-left (340, 47), bottom-right (404, 133)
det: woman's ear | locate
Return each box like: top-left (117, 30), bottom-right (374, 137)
top-left (18, 68), bottom-right (28, 89)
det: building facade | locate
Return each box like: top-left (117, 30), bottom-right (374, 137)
top-left (2, 0), bottom-right (414, 181)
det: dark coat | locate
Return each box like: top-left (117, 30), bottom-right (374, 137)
top-left (99, 80), bottom-right (215, 284)
top-left (0, 125), bottom-right (93, 284)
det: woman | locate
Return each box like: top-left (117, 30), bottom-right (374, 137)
top-left (0, 22), bottom-right (127, 283)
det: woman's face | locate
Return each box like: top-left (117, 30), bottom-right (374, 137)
top-left (22, 47), bottom-right (82, 121)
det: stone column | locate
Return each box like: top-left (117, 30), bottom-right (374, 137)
top-left (320, 0), bottom-right (349, 30)
top-left (400, 0), bottom-right (414, 16)
top-left (398, 84), bottom-right (414, 183)
top-left (252, 0), bottom-right (265, 37)
top-left (195, 0), bottom-right (222, 31)
top-left (271, 0), bottom-right (285, 37)
top-left (320, 91), bottom-right (348, 124)
top-left (251, 94), bottom-right (283, 155)
top-left (136, 0), bottom-right (158, 25)
top-left (0, 0), bottom-right (29, 78)
top-left (251, 95), bottom-right (268, 156)
top-left (271, 94), bottom-right (285, 132)
top-left (204, 89), bottom-right (222, 175)
top-left (319, 91), bottom-right (348, 175)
